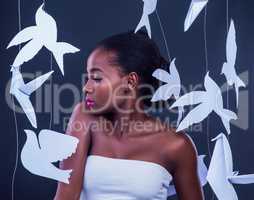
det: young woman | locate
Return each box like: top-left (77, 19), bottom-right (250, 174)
top-left (54, 31), bottom-right (204, 200)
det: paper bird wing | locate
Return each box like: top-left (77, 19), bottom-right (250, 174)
top-left (204, 72), bottom-right (221, 95)
top-left (176, 101), bottom-right (210, 132)
top-left (170, 91), bottom-right (206, 108)
top-left (226, 20), bottom-right (237, 65)
top-left (169, 58), bottom-right (180, 84)
top-left (151, 84), bottom-right (174, 102)
top-left (184, 0), bottom-right (208, 32)
top-left (19, 71), bottom-right (54, 95)
top-left (167, 154), bottom-right (208, 197)
top-left (219, 133), bottom-right (233, 175)
top-left (152, 68), bottom-right (172, 83)
top-left (50, 42), bottom-right (80, 75)
top-left (169, 58), bottom-right (181, 98)
top-left (7, 26), bottom-right (37, 48)
top-left (207, 133), bottom-right (238, 200)
top-left (12, 39), bottom-right (43, 67)
top-left (35, 4), bottom-right (57, 35)
top-left (197, 155), bottom-right (208, 186)
top-left (228, 174), bottom-right (254, 184)
top-left (176, 106), bottom-right (184, 127)
top-left (38, 129), bottom-right (79, 163)
top-left (217, 108), bottom-right (237, 135)
top-left (144, 0), bottom-right (158, 14)
top-left (135, 13), bottom-right (151, 38)
top-left (14, 91), bottom-right (37, 128)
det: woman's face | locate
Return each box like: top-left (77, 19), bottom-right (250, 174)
top-left (83, 48), bottom-right (130, 114)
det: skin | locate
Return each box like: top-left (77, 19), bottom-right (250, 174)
top-left (54, 48), bottom-right (204, 200)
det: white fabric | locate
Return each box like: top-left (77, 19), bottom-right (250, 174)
top-left (80, 155), bottom-right (173, 200)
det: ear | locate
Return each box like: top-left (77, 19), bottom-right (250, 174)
top-left (127, 72), bottom-right (139, 90)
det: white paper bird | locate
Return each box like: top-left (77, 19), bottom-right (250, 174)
top-left (21, 129), bottom-right (79, 184)
top-left (7, 3), bottom-right (80, 75)
top-left (167, 154), bottom-right (208, 196)
top-left (151, 58), bottom-right (183, 126)
top-left (184, 0), bottom-right (208, 32)
top-left (10, 65), bottom-right (53, 128)
top-left (221, 19), bottom-right (246, 107)
top-left (207, 133), bottom-right (254, 200)
top-left (135, 0), bottom-right (157, 38)
top-left (170, 72), bottom-right (237, 134)
top-left (220, 71), bottom-right (249, 131)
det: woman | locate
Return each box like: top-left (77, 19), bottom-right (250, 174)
top-left (54, 31), bottom-right (204, 200)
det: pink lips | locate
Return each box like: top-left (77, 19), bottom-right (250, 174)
top-left (85, 98), bottom-right (95, 109)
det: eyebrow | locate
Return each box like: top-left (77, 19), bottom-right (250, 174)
top-left (89, 67), bottom-right (103, 73)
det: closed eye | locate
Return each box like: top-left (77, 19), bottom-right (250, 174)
top-left (93, 78), bottom-right (102, 82)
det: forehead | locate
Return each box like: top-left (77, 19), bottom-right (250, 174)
top-left (86, 48), bottom-right (123, 76)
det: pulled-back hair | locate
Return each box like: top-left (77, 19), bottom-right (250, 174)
top-left (93, 30), bottom-right (169, 107)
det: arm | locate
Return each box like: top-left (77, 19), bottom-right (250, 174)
top-left (170, 134), bottom-right (204, 200)
top-left (54, 102), bottom-right (95, 200)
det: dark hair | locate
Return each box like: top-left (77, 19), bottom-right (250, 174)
top-left (93, 30), bottom-right (169, 107)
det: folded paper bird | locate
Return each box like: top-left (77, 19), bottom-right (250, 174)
top-left (10, 65), bottom-right (53, 128)
top-left (21, 129), bottom-right (79, 184)
top-left (207, 133), bottom-right (254, 200)
top-left (184, 0), bottom-right (208, 32)
top-left (7, 3), bottom-right (80, 75)
top-left (221, 19), bottom-right (246, 107)
top-left (151, 58), bottom-right (184, 126)
top-left (170, 72), bottom-right (237, 134)
top-left (135, 0), bottom-right (157, 38)
top-left (167, 154), bottom-right (208, 196)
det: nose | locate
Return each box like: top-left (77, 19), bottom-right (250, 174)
top-left (83, 79), bottom-right (93, 94)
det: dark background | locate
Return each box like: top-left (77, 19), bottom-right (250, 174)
top-left (1, 0), bottom-right (253, 199)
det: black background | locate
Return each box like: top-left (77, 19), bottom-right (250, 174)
top-left (1, 0), bottom-right (254, 199)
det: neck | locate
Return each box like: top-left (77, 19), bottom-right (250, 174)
top-left (101, 101), bottom-right (149, 138)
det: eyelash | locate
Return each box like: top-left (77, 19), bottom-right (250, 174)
top-left (88, 76), bottom-right (102, 82)
top-left (93, 78), bottom-right (102, 82)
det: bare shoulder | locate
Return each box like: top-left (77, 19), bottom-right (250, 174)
top-left (160, 128), bottom-right (198, 171)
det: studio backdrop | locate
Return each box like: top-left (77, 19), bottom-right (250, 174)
top-left (1, 0), bottom-right (254, 199)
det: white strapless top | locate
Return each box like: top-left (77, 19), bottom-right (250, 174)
top-left (80, 155), bottom-right (177, 200)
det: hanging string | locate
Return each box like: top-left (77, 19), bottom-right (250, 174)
top-left (155, 9), bottom-right (171, 63)
top-left (11, 0), bottom-right (21, 199)
top-left (204, 5), bottom-right (215, 200)
top-left (42, 0), bottom-right (53, 129)
top-left (226, 0), bottom-right (230, 141)
top-left (203, 6), bottom-right (212, 158)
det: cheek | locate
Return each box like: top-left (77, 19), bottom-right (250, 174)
top-left (95, 80), bottom-right (126, 107)
top-left (94, 84), bottom-right (112, 104)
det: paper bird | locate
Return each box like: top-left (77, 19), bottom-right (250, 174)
top-left (7, 3), bottom-right (80, 75)
top-left (135, 0), bottom-right (157, 38)
top-left (220, 71), bottom-right (249, 130)
top-left (167, 155), bottom-right (208, 196)
top-left (184, 0), bottom-right (208, 32)
top-left (10, 65), bottom-right (53, 128)
top-left (221, 19), bottom-right (246, 107)
top-left (170, 72), bottom-right (237, 134)
top-left (151, 58), bottom-right (183, 126)
top-left (207, 133), bottom-right (254, 200)
top-left (21, 129), bottom-right (79, 184)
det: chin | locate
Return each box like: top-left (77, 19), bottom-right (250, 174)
top-left (86, 105), bottom-right (113, 116)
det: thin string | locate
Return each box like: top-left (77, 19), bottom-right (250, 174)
top-left (42, 0), bottom-right (53, 129)
top-left (204, 5), bottom-right (215, 200)
top-left (204, 6), bottom-right (212, 158)
top-left (155, 9), bottom-right (171, 63)
top-left (11, 99), bottom-right (19, 200)
top-left (226, 0), bottom-right (230, 141)
top-left (11, 0), bottom-right (21, 199)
